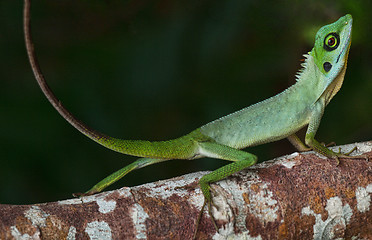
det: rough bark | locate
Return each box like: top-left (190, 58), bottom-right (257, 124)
top-left (0, 141), bottom-right (371, 240)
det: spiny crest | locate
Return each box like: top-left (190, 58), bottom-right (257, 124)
top-left (295, 52), bottom-right (311, 82)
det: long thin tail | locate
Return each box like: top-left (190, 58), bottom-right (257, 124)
top-left (23, 0), bottom-right (108, 144)
top-left (23, 0), bottom-right (196, 160)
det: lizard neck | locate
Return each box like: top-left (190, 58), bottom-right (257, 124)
top-left (297, 47), bottom-right (349, 107)
top-left (294, 53), bottom-right (327, 102)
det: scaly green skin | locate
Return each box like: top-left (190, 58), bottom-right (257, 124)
top-left (84, 14), bottom-right (354, 197)
top-left (24, 4), bottom-right (362, 237)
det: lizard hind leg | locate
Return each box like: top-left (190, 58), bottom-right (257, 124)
top-left (194, 141), bottom-right (257, 239)
top-left (74, 157), bottom-right (170, 197)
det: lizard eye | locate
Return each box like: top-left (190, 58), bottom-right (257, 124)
top-left (327, 36), bottom-right (336, 46)
top-left (323, 33), bottom-right (340, 51)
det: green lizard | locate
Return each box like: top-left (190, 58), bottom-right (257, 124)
top-left (24, 0), bottom-right (364, 236)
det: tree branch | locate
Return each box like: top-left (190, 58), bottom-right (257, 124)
top-left (0, 141), bottom-right (371, 239)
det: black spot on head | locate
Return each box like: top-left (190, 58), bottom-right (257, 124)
top-left (323, 62), bottom-right (332, 72)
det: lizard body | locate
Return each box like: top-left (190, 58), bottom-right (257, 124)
top-left (23, 2), bottom-right (363, 236)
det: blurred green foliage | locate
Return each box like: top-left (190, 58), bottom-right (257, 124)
top-left (0, 0), bottom-right (371, 204)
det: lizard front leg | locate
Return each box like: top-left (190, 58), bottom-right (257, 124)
top-left (305, 100), bottom-right (366, 163)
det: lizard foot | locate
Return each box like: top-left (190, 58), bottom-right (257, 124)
top-left (331, 146), bottom-right (368, 165)
top-left (323, 141), bottom-right (336, 147)
top-left (73, 191), bottom-right (96, 197)
top-left (193, 184), bottom-right (219, 240)
top-left (193, 196), bottom-right (219, 240)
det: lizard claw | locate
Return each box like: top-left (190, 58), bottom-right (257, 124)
top-left (334, 155), bottom-right (340, 166)
top-left (193, 197), bottom-right (219, 240)
top-left (73, 191), bottom-right (96, 197)
top-left (326, 141), bottom-right (337, 147)
top-left (321, 141), bottom-right (336, 147)
top-left (207, 199), bottom-right (219, 231)
top-left (193, 183), bottom-right (220, 240)
top-left (341, 146), bottom-right (357, 156)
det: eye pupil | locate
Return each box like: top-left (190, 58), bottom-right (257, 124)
top-left (328, 37), bottom-right (335, 46)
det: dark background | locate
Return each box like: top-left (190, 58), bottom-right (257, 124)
top-left (1, 0), bottom-right (371, 204)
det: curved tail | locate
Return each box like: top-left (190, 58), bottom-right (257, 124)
top-left (24, 0), bottom-right (104, 142)
top-left (23, 0), bottom-right (197, 160)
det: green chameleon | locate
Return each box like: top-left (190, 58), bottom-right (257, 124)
top-left (24, 1), bottom-right (364, 235)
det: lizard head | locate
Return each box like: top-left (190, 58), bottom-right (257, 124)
top-left (311, 14), bottom-right (353, 103)
top-left (312, 14), bottom-right (352, 78)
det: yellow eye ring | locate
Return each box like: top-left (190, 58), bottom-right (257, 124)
top-left (326, 35), bottom-right (336, 47)
top-left (323, 33), bottom-right (340, 51)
